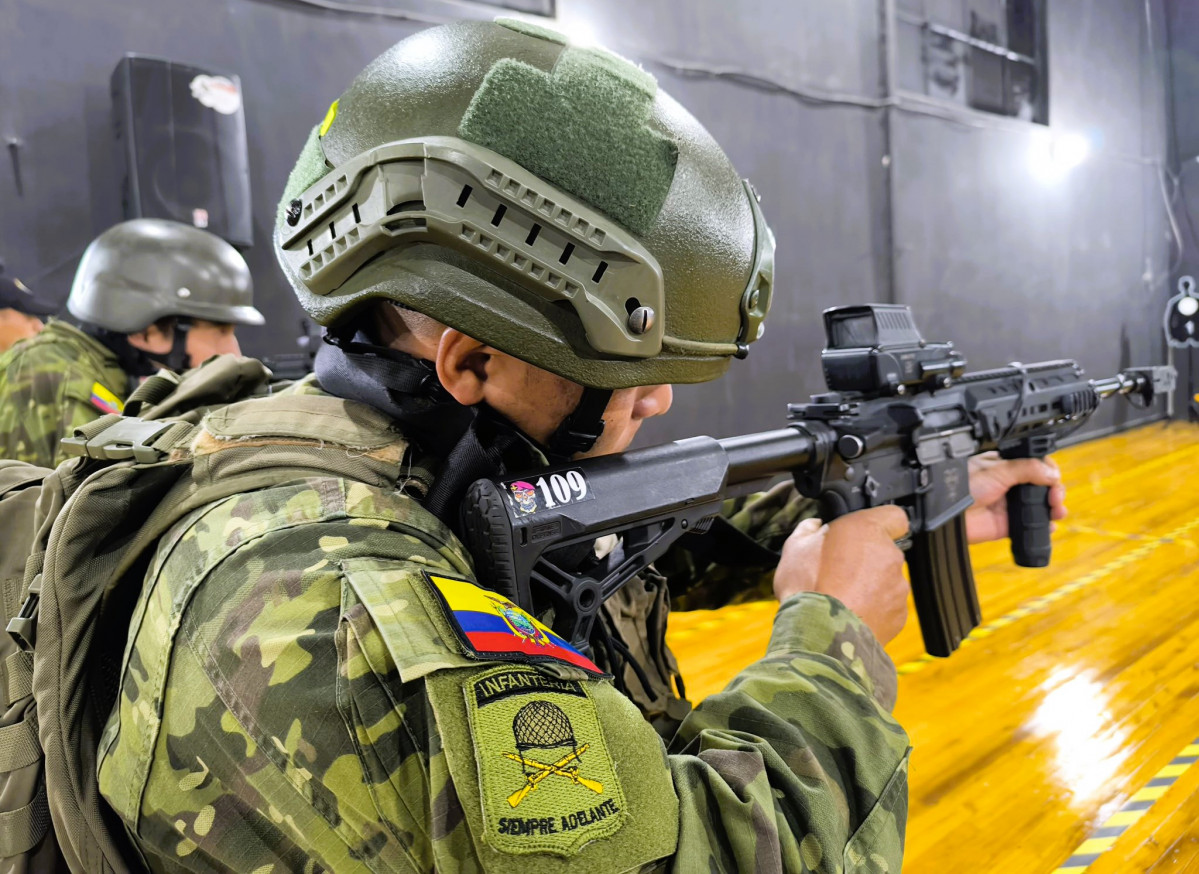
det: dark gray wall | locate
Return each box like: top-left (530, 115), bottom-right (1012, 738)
top-left (887, 0), bottom-right (1172, 439)
top-left (1162, 0), bottom-right (1199, 414)
top-left (0, 0), bottom-right (1173, 444)
top-left (0, 0), bottom-right (436, 358)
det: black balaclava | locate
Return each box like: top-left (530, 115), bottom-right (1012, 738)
top-left (79, 318), bottom-right (191, 389)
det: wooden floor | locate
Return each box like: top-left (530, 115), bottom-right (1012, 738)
top-left (666, 421), bottom-right (1199, 874)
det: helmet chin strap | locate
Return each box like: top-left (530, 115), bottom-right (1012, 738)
top-left (160, 319), bottom-right (192, 374)
top-left (544, 386), bottom-right (612, 460)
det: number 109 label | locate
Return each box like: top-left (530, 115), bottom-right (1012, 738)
top-left (503, 470), bottom-right (593, 515)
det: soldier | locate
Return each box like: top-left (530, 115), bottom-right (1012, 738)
top-left (0, 218), bottom-right (264, 467)
top-left (0, 274), bottom-right (56, 352)
top-left (95, 21), bottom-right (1065, 872)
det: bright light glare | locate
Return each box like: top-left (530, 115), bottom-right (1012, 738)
top-left (1029, 133), bottom-right (1091, 182)
top-left (1025, 669), bottom-right (1129, 806)
top-left (552, 17), bottom-right (599, 47)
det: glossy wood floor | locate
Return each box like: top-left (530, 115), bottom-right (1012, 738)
top-left (666, 421), bottom-right (1199, 874)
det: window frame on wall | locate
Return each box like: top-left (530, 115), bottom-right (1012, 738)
top-left (895, 0), bottom-right (1049, 125)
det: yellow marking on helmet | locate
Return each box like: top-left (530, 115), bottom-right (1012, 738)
top-left (319, 99), bottom-right (339, 137)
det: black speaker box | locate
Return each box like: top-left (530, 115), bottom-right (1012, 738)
top-left (111, 54), bottom-right (253, 247)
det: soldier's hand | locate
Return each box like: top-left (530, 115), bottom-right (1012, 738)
top-left (965, 452), bottom-right (1067, 544)
top-left (773, 505), bottom-right (911, 645)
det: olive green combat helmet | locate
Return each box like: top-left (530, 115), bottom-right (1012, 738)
top-left (275, 18), bottom-right (774, 390)
top-left (68, 218), bottom-right (264, 333)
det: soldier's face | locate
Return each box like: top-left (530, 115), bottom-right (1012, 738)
top-left (185, 320), bottom-right (240, 366)
top-left (380, 308), bottom-right (674, 458)
top-left (0, 308), bottom-right (44, 352)
top-left (479, 356), bottom-right (673, 458)
top-left (581, 383), bottom-right (674, 458)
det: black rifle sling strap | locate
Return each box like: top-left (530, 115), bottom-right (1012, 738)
top-left (678, 516), bottom-right (782, 570)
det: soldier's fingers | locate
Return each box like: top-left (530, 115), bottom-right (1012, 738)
top-left (795, 517), bottom-right (824, 536)
top-left (1049, 482), bottom-right (1068, 520)
top-left (998, 457), bottom-right (1061, 488)
top-left (852, 505), bottom-right (910, 541)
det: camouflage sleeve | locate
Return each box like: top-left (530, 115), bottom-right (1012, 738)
top-left (0, 345), bottom-right (71, 468)
top-left (663, 481), bottom-right (820, 611)
top-left (662, 594), bottom-right (910, 873)
top-left (0, 341), bottom-right (114, 468)
top-left (98, 496), bottom-right (477, 873)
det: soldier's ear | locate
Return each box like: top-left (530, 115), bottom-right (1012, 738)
top-left (435, 329), bottom-right (490, 406)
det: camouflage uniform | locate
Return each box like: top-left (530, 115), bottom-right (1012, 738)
top-left (0, 319), bottom-right (130, 468)
top-left (97, 378), bottom-right (911, 873)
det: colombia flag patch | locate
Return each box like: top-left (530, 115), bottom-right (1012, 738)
top-left (423, 572), bottom-right (603, 676)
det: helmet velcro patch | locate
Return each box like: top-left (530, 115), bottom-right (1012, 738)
top-left (494, 16), bottom-right (568, 46)
top-left (459, 47), bottom-right (677, 236)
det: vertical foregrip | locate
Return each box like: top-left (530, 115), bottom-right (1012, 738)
top-left (1006, 484), bottom-right (1052, 567)
top-left (905, 515), bottom-right (981, 656)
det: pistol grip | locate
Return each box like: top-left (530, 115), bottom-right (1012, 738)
top-left (1006, 483), bottom-right (1052, 568)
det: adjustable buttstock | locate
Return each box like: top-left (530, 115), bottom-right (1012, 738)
top-left (460, 479), bottom-right (524, 606)
top-left (905, 515), bottom-right (981, 656)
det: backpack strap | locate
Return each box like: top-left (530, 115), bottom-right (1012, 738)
top-left (2, 651), bottom-right (32, 706)
top-left (121, 369), bottom-right (182, 417)
top-left (0, 779), bottom-right (49, 858)
top-left (6, 417), bottom-right (198, 654)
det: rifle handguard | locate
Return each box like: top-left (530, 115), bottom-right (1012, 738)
top-left (1006, 483), bottom-right (1052, 567)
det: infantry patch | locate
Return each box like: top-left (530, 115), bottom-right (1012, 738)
top-left (423, 572), bottom-right (603, 675)
top-left (466, 666), bottom-right (626, 855)
top-left (89, 382), bottom-right (123, 415)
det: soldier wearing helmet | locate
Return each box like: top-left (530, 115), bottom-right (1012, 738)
top-left (0, 218), bottom-right (263, 467)
top-left (96, 20), bottom-right (1064, 872)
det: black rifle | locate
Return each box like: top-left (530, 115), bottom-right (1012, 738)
top-left (461, 305), bottom-right (1175, 657)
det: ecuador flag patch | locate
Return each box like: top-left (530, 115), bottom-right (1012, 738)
top-left (423, 572), bottom-right (603, 676)
top-left (89, 382), bottom-right (123, 415)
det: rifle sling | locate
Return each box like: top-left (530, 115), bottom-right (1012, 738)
top-left (679, 516), bottom-right (782, 570)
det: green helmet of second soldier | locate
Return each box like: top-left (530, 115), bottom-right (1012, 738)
top-left (0, 218), bottom-right (263, 467)
top-left (276, 17), bottom-right (774, 718)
